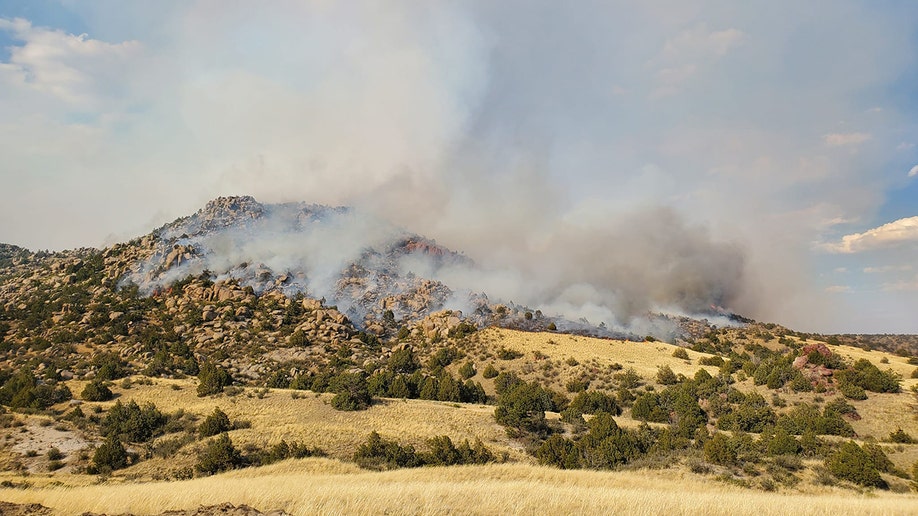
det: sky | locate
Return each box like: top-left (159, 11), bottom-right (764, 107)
top-left (0, 1), bottom-right (917, 333)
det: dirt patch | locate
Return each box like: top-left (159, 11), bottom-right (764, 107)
top-left (82, 503), bottom-right (288, 516)
top-left (8, 419), bottom-right (95, 473)
top-left (0, 501), bottom-right (52, 515)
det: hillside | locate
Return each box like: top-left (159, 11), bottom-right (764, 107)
top-left (0, 197), bottom-right (916, 514)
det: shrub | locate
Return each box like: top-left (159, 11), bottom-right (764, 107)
top-left (81, 380), bottom-right (113, 402)
top-left (699, 356), bottom-right (724, 367)
top-left (577, 413), bottom-right (641, 469)
top-left (656, 365), bottom-right (678, 385)
top-left (422, 435), bottom-right (493, 466)
top-left (565, 379), bottom-right (589, 393)
top-left (563, 390), bottom-right (621, 419)
top-left (825, 441), bottom-right (887, 488)
top-left (197, 362), bottom-right (232, 397)
top-left (631, 392), bottom-right (668, 423)
top-left (195, 433), bottom-right (243, 475)
top-left (536, 434), bottom-right (580, 469)
top-left (448, 321), bottom-right (478, 339)
top-left (93, 353), bottom-right (128, 381)
top-left (93, 436), bottom-right (128, 472)
top-left (888, 428), bottom-right (916, 444)
top-left (767, 427), bottom-right (801, 456)
top-left (0, 371), bottom-right (72, 409)
top-left (672, 348), bottom-right (690, 360)
top-left (329, 372), bottom-right (372, 411)
top-left (835, 359), bottom-right (900, 393)
top-left (614, 368), bottom-right (641, 389)
top-left (388, 348), bottom-right (420, 374)
top-left (497, 348), bottom-right (523, 360)
top-left (288, 329), bottom-right (309, 347)
top-left (839, 382), bottom-right (867, 400)
top-left (459, 362), bottom-right (476, 380)
top-left (101, 400), bottom-right (166, 442)
top-left (354, 431), bottom-right (422, 469)
top-left (428, 348), bottom-right (457, 372)
top-left (704, 433), bottom-right (737, 466)
top-left (46, 447), bottom-right (64, 461)
top-left (494, 381), bottom-right (553, 436)
top-left (482, 364), bottom-right (498, 379)
top-left (717, 392), bottom-right (776, 433)
top-left (198, 408), bottom-right (232, 438)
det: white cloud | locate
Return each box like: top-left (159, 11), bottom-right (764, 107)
top-left (825, 285), bottom-right (852, 293)
top-left (660, 25), bottom-right (745, 60)
top-left (827, 216), bottom-right (918, 253)
top-left (909, 164), bottom-right (918, 177)
top-left (882, 275), bottom-right (918, 291)
top-left (863, 265), bottom-right (912, 273)
top-left (0, 17), bottom-right (143, 108)
top-left (823, 132), bottom-right (871, 147)
top-left (898, 142), bottom-right (915, 151)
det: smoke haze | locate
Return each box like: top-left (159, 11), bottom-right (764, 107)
top-left (1, 2), bottom-right (918, 332)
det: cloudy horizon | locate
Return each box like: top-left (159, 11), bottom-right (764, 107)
top-left (1, 1), bottom-right (917, 333)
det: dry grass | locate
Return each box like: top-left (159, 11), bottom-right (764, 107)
top-left (1, 460), bottom-right (915, 515)
top-left (473, 328), bottom-right (719, 382)
top-left (61, 377), bottom-right (528, 474)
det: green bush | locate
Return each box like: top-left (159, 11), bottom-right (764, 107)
top-left (195, 433), bottom-right (243, 475)
top-left (835, 359), bottom-right (900, 393)
top-left (536, 434), bottom-right (580, 469)
top-left (717, 392), bottom-right (776, 433)
top-left (631, 392), bottom-right (668, 423)
top-left (46, 447), bottom-right (64, 461)
top-left (613, 368), bottom-right (642, 389)
top-left (0, 371), bottom-right (72, 409)
top-left (766, 426), bottom-right (801, 456)
top-left (656, 365), bottom-right (678, 385)
top-left (459, 362), bottom-right (476, 380)
top-left (577, 413), bottom-right (641, 469)
top-left (482, 364), bottom-right (498, 379)
top-left (497, 348), bottom-right (523, 360)
top-left (494, 381), bottom-right (553, 436)
top-left (330, 372), bottom-right (372, 411)
top-left (93, 352), bottom-right (128, 381)
top-left (672, 348), bottom-right (690, 360)
top-left (839, 382), bottom-right (867, 400)
top-left (888, 428), bottom-right (916, 444)
top-left (93, 436), bottom-right (128, 472)
top-left (101, 400), bottom-right (166, 442)
top-left (698, 356), bottom-right (724, 367)
top-left (562, 390), bottom-right (621, 422)
top-left (421, 435), bottom-right (493, 466)
top-left (353, 431), bottom-right (422, 469)
top-left (388, 348), bottom-right (420, 374)
top-left (353, 431), bottom-right (492, 470)
top-left (198, 408), bottom-right (232, 438)
top-left (825, 441), bottom-right (887, 488)
top-left (703, 433), bottom-right (737, 466)
top-left (197, 362), bottom-right (232, 397)
top-left (81, 380), bottom-right (113, 402)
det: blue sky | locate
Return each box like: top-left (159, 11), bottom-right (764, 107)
top-left (0, 1), bottom-right (917, 333)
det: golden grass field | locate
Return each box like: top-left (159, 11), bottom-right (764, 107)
top-left (2, 459), bottom-right (917, 515)
top-left (0, 328), bottom-right (916, 514)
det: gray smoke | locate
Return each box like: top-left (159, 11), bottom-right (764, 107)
top-left (124, 195), bottom-right (746, 337)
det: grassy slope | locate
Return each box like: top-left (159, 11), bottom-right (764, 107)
top-left (1, 459), bottom-right (916, 515)
top-left (1, 328), bottom-right (917, 514)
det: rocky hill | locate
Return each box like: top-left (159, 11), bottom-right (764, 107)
top-left (1, 196), bottom-right (915, 506)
